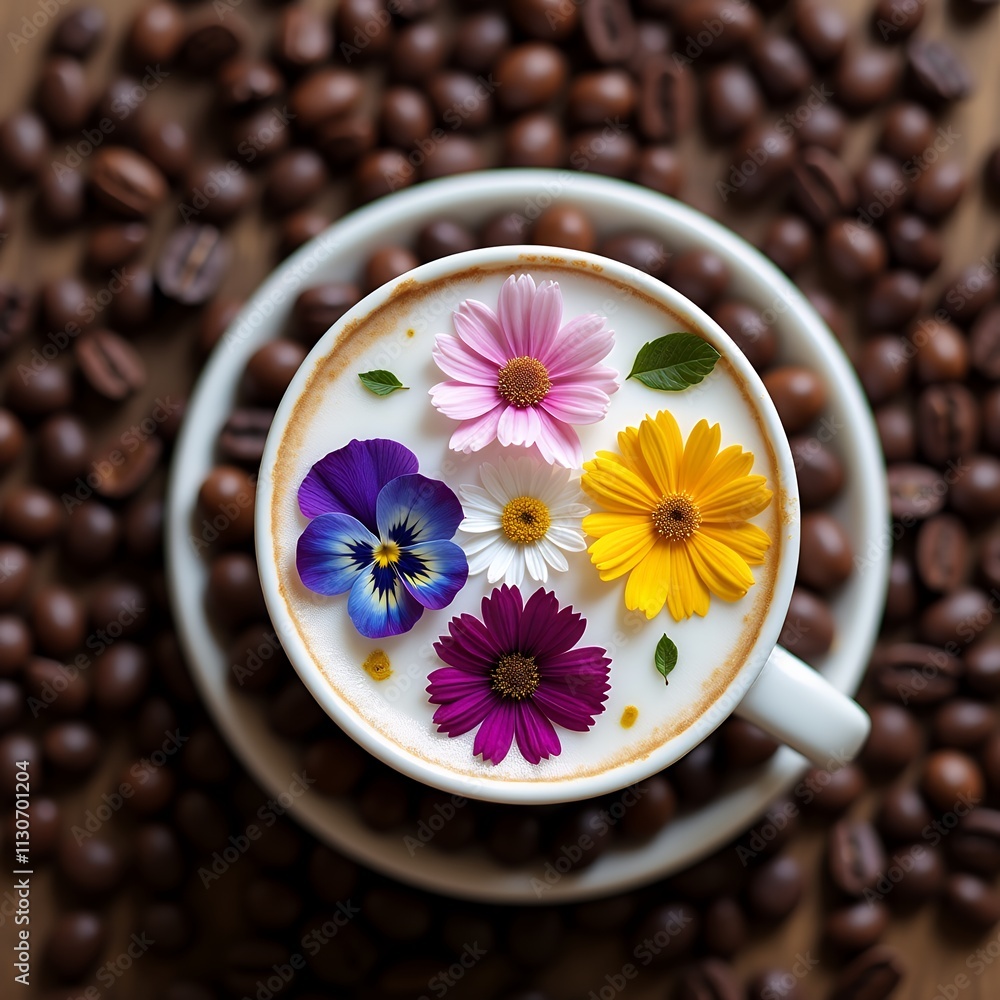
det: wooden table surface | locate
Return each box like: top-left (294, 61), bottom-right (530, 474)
top-left (2, 0), bottom-right (1000, 998)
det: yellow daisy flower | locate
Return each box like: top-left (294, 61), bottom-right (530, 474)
top-left (580, 410), bottom-right (773, 621)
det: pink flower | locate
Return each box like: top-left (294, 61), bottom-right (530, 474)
top-left (429, 274), bottom-right (619, 468)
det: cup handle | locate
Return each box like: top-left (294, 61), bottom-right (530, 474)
top-left (734, 646), bottom-right (870, 766)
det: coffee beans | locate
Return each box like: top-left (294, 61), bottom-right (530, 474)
top-left (916, 514), bottom-right (970, 592)
top-left (829, 945), bottom-right (904, 1000)
top-left (156, 225), bottom-right (230, 305)
top-left (495, 44), bottom-right (568, 113)
top-left (762, 366), bottom-right (826, 434)
top-left (90, 148), bottom-right (168, 219)
top-left (829, 820), bottom-right (886, 896)
top-left (907, 38), bottom-right (973, 105)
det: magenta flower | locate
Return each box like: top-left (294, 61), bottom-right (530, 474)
top-left (427, 585), bottom-right (611, 766)
top-left (429, 275), bottom-right (619, 468)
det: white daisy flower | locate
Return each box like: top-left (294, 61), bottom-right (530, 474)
top-left (458, 456), bottom-right (589, 587)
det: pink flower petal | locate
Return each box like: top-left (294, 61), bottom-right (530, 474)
top-left (513, 700), bottom-right (561, 764)
top-left (473, 701), bottom-right (517, 764)
top-left (540, 383), bottom-right (612, 425)
top-left (556, 363), bottom-right (620, 395)
top-left (448, 406), bottom-right (504, 454)
top-left (545, 316), bottom-right (615, 377)
top-left (534, 412), bottom-right (582, 468)
top-left (497, 274), bottom-right (535, 356)
top-left (429, 381), bottom-right (501, 420)
top-left (452, 300), bottom-right (510, 366)
top-left (432, 333), bottom-right (499, 385)
top-left (528, 280), bottom-right (563, 358)
top-left (497, 403), bottom-right (542, 448)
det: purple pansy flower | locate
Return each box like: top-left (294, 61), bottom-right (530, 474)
top-left (296, 439), bottom-right (469, 639)
top-left (427, 585), bottom-right (611, 765)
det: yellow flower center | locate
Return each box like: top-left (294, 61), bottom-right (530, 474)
top-left (497, 355), bottom-right (551, 407)
top-left (362, 650), bottom-right (392, 681)
top-left (500, 496), bottom-right (551, 544)
top-left (651, 491), bottom-right (702, 541)
top-left (373, 541), bottom-right (401, 567)
top-left (491, 653), bottom-right (540, 700)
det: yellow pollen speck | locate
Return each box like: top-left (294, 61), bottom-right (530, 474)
top-left (500, 496), bottom-right (551, 543)
top-left (363, 649), bottom-right (392, 681)
top-left (497, 355), bottom-right (551, 407)
top-left (406, 328), bottom-right (415, 338)
top-left (620, 706), bottom-right (639, 728)
top-left (651, 492), bottom-right (702, 541)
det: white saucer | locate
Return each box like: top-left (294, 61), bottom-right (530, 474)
top-left (166, 170), bottom-right (889, 903)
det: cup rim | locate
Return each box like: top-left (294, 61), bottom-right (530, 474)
top-left (255, 244), bottom-right (802, 804)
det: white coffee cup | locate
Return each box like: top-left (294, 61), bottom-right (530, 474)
top-left (256, 246), bottom-right (870, 804)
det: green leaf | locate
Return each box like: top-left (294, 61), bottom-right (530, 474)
top-left (627, 332), bottom-right (721, 392)
top-left (358, 370), bottom-right (408, 396)
top-left (654, 635), bottom-right (678, 685)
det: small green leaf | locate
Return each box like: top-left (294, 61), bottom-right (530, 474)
top-left (627, 332), bottom-right (721, 392)
top-left (654, 635), bottom-right (678, 685)
top-left (359, 370), bottom-right (408, 396)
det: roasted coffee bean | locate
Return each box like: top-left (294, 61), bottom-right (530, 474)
top-left (728, 121), bottom-right (797, 199)
top-left (335, 0), bottom-right (396, 54)
top-left (932, 700), bottom-right (996, 750)
top-left (701, 897), bottom-right (746, 959)
top-left (797, 512), bottom-right (852, 592)
top-left (291, 283), bottom-right (360, 344)
top-left (793, 1), bottom-right (848, 63)
top-left (36, 56), bottom-right (91, 133)
top-left (364, 246), bottom-right (420, 293)
top-left (617, 775), bottom-right (676, 838)
top-left (749, 33), bottom-right (811, 102)
top-left (759, 216), bottom-right (813, 275)
top-left (877, 785), bottom-right (932, 843)
top-left (971, 303), bottom-right (1000, 379)
top-left (198, 466), bottom-right (256, 545)
top-left (881, 101), bottom-right (934, 161)
top-left (951, 809), bottom-right (1000, 876)
top-left (917, 383), bottom-right (979, 466)
top-left (0, 111), bottom-right (48, 180)
top-left (941, 263), bottom-right (997, 326)
top-left (951, 456), bottom-right (1000, 518)
top-left (0, 409), bottom-right (24, 468)
top-left (862, 704), bottom-right (923, 775)
top-left (746, 853), bottom-right (803, 921)
top-left (90, 147), bottom-right (168, 219)
top-left (290, 68), bottom-right (364, 129)
top-left (669, 249), bottom-right (729, 310)
top-left (265, 149), bottom-right (327, 213)
top-left (93, 643), bottom-right (150, 712)
top-left (156, 226), bottom-right (230, 305)
top-left (747, 970), bottom-right (803, 1000)
top-left (90, 434), bottom-right (162, 500)
top-left (762, 366), bottom-right (826, 434)
top-left (35, 414), bottom-right (89, 489)
top-left (242, 340), bottom-right (307, 405)
top-left (633, 145), bottom-right (683, 196)
top-left (907, 38), bottom-right (972, 105)
top-left (601, 232), bottom-right (671, 282)
top-left (830, 945), bottom-right (904, 1000)
top-left (75, 329), bottom-right (146, 400)
top-left (923, 749), bottom-right (984, 811)
top-left (136, 118), bottom-right (190, 181)
top-left (38, 166), bottom-right (85, 229)
top-left (218, 409), bottom-right (273, 466)
top-left (923, 588), bottom-right (995, 646)
top-left (420, 135), bottom-right (487, 179)
top-left (886, 214), bottom-right (942, 274)
top-left (966, 637), bottom-right (1000, 696)
top-left (888, 843), bottom-right (945, 905)
top-left (232, 105), bottom-right (291, 163)
top-left (825, 901), bottom-right (889, 955)
top-left (126, 3), bottom-right (185, 67)
top-left (876, 404), bottom-right (916, 463)
top-left (44, 911), bottom-right (107, 980)
top-left (703, 64), bottom-right (762, 141)
top-left (380, 87), bottom-right (433, 149)
top-left (912, 160), bottom-right (967, 219)
top-left (502, 112), bottom-right (567, 168)
top-left (208, 553), bottom-right (267, 630)
top-left (915, 514), bottom-right (969, 592)
top-left (867, 272), bottom-right (923, 331)
top-left (631, 902), bottom-right (698, 966)
top-left (274, 5), bottom-right (331, 69)
top-left (638, 57), bottom-right (693, 143)
top-left (495, 44), bottom-right (568, 113)
top-left (1, 486), bottom-right (63, 546)
top-left (673, 959), bottom-right (741, 1000)
top-left (57, 834), bottom-right (125, 895)
top-left (217, 59), bottom-right (284, 111)
top-left (870, 642), bottom-right (961, 704)
top-left (829, 819), bottom-right (886, 896)
top-left (532, 204), bottom-right (596, 253)
top-left (912, 319), bottom-right (968, 384)
top-left (834, 46), bottom-right (902, 113)
top-left (86, 223), bottom-right (148, 272)
top-left (873, 0), bottom-right (924, 36)
top-left (108, 265), bottom-right (154, 331)
top-left (183, 161), bottom-right (254, 225)
top-left (393, 20), bottom-right (450, 80)
top-left (197, 298), bottom-right (242, 357)
top-left (946, 874), bottom-right (1000, 931)
top-left (416, 220), bottom-right (477, 262)
top-left (857, 336), bottom-right (909, 407)
top-left (52, 6), bottom-right (107, 58)
top-left (43, 721), bottom-right (101, 773)
top-left (790, 435), bottom-right (844, 508)
top-left (710, 300), bottom-right (777, 370)
top-left (427, 72), bottom-right (494, 132)
top-left (887, 463), bottom-right (946, 519)
top-left (569, 71), bottom-right (636, 127)
top-left (182, 10), bottom-right (246, 72)
top-left (824, 220), bottom-right (886, 282)
top-left (90, 580), bottom-right (149, 639)
top-left (280, 211), bottom-right (330, 255)
top-left (580, 0), bottom-right (636, 63)
top-left (722, 718), bottom-right (778, 768)
top-left (674, 0), bottom-right (760, 55)
top-left (5, 361), bottom-right (74, 418)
